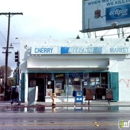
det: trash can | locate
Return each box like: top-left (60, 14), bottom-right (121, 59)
top-left (28, 86), bottom-right (38, 105)
top-left (85, 89), bottom-right (94, 100)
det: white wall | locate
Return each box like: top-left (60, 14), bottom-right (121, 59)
top-left (20, 38), bottom-right (130, 102)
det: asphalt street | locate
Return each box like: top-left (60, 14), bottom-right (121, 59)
top-left (0, 110), bottom-right (130, 130)
top-left (0, 103), bottom-right (130, 130)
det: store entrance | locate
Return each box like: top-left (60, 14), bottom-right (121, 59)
top-left (83, 72), bottom-right (108, 100)
top-left (90, 72), bottom-right (108, 100)
top-left (36, 78), bottom-right (46, 102)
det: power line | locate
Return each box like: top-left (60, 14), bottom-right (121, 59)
top-left (0, 31), bottom-right (6, 42)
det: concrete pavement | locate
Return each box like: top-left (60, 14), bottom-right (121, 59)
top-left (0, 100), bottom-right (130, 108)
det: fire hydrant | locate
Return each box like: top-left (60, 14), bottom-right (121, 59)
top-left (52, 93), bottom-right (57, 106)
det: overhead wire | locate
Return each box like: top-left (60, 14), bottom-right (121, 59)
top-left (6, 16), bottom-right (21, 63)
top-left (91, 29), bottom-right (110, 44)
top-left (104, 27), bottom-right (130, 53)
top-left (0, 31), bottom-right (6, 43)
top-left (90, 27), bottom-right (130, 49)
top-left (12, 16), bottom-right (28, 39)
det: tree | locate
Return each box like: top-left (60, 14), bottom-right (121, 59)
top-left (8, 77), bottom-right (15, 87)
top-left (0, 65), bottom-right (12, 79)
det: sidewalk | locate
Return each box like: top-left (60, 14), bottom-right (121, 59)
top-left (0, 100), bottom-right (130, 108)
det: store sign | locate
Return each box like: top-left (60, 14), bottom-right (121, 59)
top-left (61, 47), bottom-right (102, 54)
top-left (31, 46), bottom-right (130, 55)
top-left (55, 74), bottom-right (64, 79)
top-left (103, 47), bottom-right (130, 54)
top-left (109, 47), bottom-right (129, 53)
top-left (31, 46), bottom-right (59, 54)
top-left (61, 47), bottom-right (130, 54)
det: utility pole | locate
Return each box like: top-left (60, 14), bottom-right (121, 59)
top-left (0, 12), bottom-right (23, 100)
top-left (15, 51), bottom-right (20, 85)
top-left (2, 46), bottom-right (13, 95)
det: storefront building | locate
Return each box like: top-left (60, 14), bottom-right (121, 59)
top-left (19, 38), bottom-right (130, 103)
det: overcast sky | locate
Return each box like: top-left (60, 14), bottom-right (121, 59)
top-left (1, 0), bottom-right (129, 72)
top-left (0, 0), bottom-right (83, 70)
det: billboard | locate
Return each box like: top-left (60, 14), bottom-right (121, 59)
top-left (82, 0), bottom-right (130, 32)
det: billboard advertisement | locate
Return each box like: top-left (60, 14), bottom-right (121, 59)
top-left (82, 0), bottom-right (130, 32)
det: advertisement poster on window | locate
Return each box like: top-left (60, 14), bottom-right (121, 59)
top-left (69, 73), bottom-right (83, 91)
top-left (46, 89), bottom-right (52, 96)
top-left (55, 83), bottom-right (62, 95)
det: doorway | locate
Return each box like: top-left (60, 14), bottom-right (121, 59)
top-left (36, 78), bottom-right (46, 102)
top-left (88, 72), bottom-right (108, 100)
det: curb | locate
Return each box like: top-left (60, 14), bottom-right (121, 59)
top-left (0, 104), bottom-right (130, 109)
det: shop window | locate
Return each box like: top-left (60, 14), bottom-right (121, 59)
top-left (54, 73), bottom-right (65, 96)
top-left (46, 74), bottom-right (53, 96)
top-left (46, 80), bottom-right (54, 96)
top-left (85, 72), bottom-right (109, 100)
top-left (101, 73), bottom-right (108, 88)
top-left (89, 77), bottom-right (100, 89)
top-left (67, 73), bottom-right (83, 96)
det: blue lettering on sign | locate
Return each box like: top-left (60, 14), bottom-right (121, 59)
top-left (61, 47), bottom-right (102, 54)
top-left (106, 4), bottom-right (130, 21)
top-left (87, 0), bottom-right (100, 5)
top-left (110, 47), bottom-right (128, 53)
top-left (34, 48), bottom-right (53, 54)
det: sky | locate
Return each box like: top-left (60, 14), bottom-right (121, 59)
top-left (0, 0), bottom-right (83, 71)
top-left (1, 0), bottom-right (130, 73)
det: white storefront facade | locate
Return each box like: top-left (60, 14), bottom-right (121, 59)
top-left (19, 38), bottom-right (130, 103)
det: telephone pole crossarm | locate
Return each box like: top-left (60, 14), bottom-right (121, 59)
top-left (0, 12), bottom-right (23, 15)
